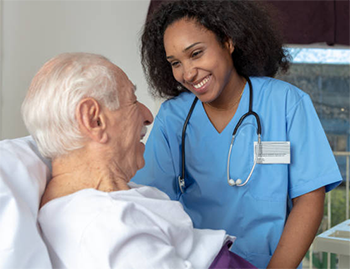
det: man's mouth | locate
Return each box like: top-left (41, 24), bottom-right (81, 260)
top-left (140, 126), bottom-right (148, 140)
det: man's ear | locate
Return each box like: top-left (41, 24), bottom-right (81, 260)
top-left (76, 98), bottom-right (108, 143)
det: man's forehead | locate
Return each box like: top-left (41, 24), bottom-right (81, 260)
top-left (112, 65), bottom-right (134, 87)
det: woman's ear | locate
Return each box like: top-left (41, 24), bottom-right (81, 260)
top-left (225, 38), bottom-right (234, 54)
top-left (76, 98), bottom-right (108, 143)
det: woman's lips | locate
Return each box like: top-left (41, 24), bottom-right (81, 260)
top-left (191, 75), bottom-right (211, 94)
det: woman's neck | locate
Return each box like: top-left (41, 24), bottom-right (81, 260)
top-left (202, 74), bottom-right (246, 133)
top-left (206, 74), bottom-right (246, 110)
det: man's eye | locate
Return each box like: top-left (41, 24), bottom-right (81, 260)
top-left (171, 61), bottom-right (180, 67)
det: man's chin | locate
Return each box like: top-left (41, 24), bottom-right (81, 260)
top-left (137, 157), bottom-right (146, 171)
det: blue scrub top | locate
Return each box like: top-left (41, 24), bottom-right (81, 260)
top-left (133, 77), bottom-right (342, 268)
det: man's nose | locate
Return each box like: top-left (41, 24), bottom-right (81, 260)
top-left (141, 103), bottom-right (153, 125)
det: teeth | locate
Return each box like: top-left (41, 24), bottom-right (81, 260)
top-left (193, 76), bottom-right (209, 89)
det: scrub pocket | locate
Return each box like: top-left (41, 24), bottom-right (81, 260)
top-left (247, 163), bottom-right (288, 202)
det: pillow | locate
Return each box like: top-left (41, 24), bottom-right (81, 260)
top-left (0, 136), bottom-right (52, 269)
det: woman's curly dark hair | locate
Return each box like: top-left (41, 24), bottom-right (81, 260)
top-left (141, 0), bottom-right (290, 99)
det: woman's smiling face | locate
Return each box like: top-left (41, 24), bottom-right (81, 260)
top-left (163, 18), bottom-right (236, 104)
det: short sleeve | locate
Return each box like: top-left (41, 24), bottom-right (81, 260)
top-left (132, 113), bottom-right (179, 200)
top-left (286, 93), bottom-right (342, 199)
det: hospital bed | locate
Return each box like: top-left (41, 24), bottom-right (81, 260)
top-left (0, 136), bottom-right (53, 268)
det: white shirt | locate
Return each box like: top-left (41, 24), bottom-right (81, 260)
top-left (39, 183), bottom-right (233, 269)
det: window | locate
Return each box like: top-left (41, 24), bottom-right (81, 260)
top-left (277, 48), bottom-right (350, 179)
top-left (278, 48), bottom-right (350, 269)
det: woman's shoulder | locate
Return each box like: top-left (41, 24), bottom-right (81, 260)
top-left (156, 91), bottom-right (197, 122)
top-left (162, 91), bottom-right (196, 110)
top-left (252, 76), bottom-right (307, 97)
top-left (251, 76), bottom-right (310, 108)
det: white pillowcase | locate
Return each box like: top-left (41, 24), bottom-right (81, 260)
top-left (0, 136), bottom-right (52, 269)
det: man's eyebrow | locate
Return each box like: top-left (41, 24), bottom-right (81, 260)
top-left (166, 42), bottom-right (202, 59)
top-left (133, 84), bottom-right (137, 92)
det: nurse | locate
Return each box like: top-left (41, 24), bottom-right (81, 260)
top-left (133, 0), bottom-right (342, 268)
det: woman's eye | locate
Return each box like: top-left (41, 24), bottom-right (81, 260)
top-left (171, 61), bottom-right (180, 67)
top-left (191, 50), bottom-right (202, 58)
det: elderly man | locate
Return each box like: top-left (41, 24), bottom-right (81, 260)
top-left (21, 53), bottom-right (254, 269)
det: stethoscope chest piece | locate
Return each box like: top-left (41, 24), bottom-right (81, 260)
top-left (178, 176), bottom-right (186, 193)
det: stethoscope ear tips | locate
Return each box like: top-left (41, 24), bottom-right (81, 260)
top-left (228, 179), bottom-right (236, 186)
top-left (228, 178), bottom-right (243, 186)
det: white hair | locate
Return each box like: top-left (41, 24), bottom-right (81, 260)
top-left (21, 52), bottom-right (119, 159)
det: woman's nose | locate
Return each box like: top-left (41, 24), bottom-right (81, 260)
top-left (183, 64), bottom-right (197, 82)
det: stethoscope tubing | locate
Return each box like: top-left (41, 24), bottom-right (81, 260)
top-left (179, 97), bottom-right (199, 193)
top-left (232, 78), bottom-right (261, 136)
top-left (179, 77), bottom-right (262, 193)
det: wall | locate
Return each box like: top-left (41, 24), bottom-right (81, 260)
top-left (0, 0), bottom-right (161, 140)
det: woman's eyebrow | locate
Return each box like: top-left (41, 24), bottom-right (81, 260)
top-left (183, 42), bottom-right (202, 53)
top-left (166, 42), bottom-right (202, 59)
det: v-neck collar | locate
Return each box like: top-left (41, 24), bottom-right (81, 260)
top-left (198, 82), bottom-right (249, 136)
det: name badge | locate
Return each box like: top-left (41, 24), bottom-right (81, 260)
top-left (254, 141), bottom-right (290, 164)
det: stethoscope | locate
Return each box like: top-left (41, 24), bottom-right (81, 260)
top-left (178, 77), bottom-right (262, 193)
